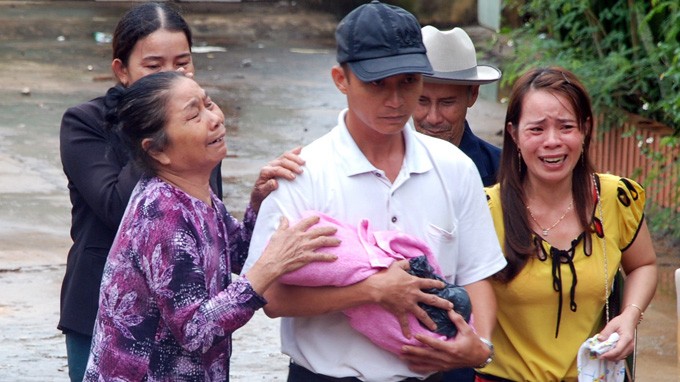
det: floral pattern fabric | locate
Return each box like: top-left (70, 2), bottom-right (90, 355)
top-left (577, 333), bottom-right (626, 382)
top-left (84, 176), bottom-right (265, 381)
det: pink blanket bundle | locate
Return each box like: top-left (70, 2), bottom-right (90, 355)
top-left (279, 211), bottom-right (453, 354)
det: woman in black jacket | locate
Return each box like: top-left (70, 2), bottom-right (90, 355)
top-left (58, 3), bottom-right (302, 381)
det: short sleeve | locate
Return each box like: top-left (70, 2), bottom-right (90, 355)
top-left (484, 184), bottom-right (505, 249)
top-left (614, 176), bottom-right (646, 250)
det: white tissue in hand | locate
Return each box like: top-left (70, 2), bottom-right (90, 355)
top-left (577, 332), bottom-right (625, 382)
top-left (588, 332), bottom-right (619, 356)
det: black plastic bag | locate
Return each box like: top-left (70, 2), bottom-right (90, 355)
top-left (407, 256), bottom-right (472, 338)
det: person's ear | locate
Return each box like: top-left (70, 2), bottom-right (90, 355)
top-left (142, 138), bottom-right (170, 166)
top-left (467, 85), bottom-right (480, 107)
top-left (584, 117), bottom-right (592, 136)
top-left (331, 65), bottom-right (349, 95)
top-left (506, 122), bottom-right (517, 143)
top-left (112, 59), bottom-right (130, 86)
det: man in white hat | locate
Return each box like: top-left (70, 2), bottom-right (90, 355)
top-left (414, 26), bottom-right (502, 187)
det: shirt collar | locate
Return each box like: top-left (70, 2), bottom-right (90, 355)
top-left (333, 109), bottom-right (432, 178)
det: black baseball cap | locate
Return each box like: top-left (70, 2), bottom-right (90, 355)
top-left (336, 0), bottom-right (433, 82)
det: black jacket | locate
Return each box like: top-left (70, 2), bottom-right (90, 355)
top-left (459, 121), bottom-right (501, 187)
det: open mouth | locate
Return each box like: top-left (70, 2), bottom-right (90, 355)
top-left (541, 155), bottom-right (566, 164)
top-left (209, 136), bottom-right (224, 145)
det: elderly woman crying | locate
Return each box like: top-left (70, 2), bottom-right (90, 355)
top-left (83, 71), bottom-right (340, 381)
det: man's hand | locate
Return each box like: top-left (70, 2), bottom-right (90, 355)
top-left (400, 310), bottom-right (491, 372)
top-left (365, 260), bottom-right (453, 338)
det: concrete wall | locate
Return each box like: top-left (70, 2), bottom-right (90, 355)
top-left (296, 0), bottom-right (478, 25)
top-left (410, 0), bottom-right (477, 26)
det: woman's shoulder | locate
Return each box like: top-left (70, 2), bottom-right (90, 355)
top-left (61, 95), bottom-right (108, 136)
top-left (596, 173), bottom-right (644, 196)
top-left (596, 173), bottom-right (646, 216)
top-left (128, 177), bottom-right (202, 225)
top-left (484, 183), bottom-right (502, 202)
top-left (64, 95), bottom-right (107, 116)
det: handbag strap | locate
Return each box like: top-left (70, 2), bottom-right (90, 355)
top-left (593, 173), bottom-right (637, 381)
top-left (592, 173), bottom-right (611, 323)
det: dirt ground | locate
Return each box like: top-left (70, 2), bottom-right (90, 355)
top-left (0, 1), bottom-right (677, 380)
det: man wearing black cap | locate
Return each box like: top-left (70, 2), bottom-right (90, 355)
top-left (242, 2), bottom-right (506, 381)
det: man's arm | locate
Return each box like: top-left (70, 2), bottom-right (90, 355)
top-left (243, 161), bottom-right (455, 337)
top-left (463, 279), bottom-right (496, 340)
top-left (263, 261), bottom-right (455, 338)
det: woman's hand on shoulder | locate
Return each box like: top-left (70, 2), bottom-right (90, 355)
top-left (250, 147), bottom-right (305, 212)
top-left (246, 215), bottom-right (339, 295)
top-left (175, 66), bottom-right (194, 79)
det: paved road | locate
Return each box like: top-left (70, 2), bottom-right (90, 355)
top-left (0, 2), bottom-right (675, 381)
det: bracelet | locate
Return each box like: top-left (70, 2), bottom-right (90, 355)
top-left (476, 337), bottom-right (495, 369)
top-left (626, 303), bottom-right (644, 324)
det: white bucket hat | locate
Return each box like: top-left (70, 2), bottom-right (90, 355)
top-left (421, 25), bottom-right (502, 85)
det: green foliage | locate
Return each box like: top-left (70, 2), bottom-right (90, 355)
top-left (646, 203), bottom-right (680, 243)
top-left (636, 130), bottom-right (680, 240)
top-left (502, 0), bottom-right (680, 132)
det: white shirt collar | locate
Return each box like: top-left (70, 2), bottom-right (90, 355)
top-left (333, 108), bottom-right (433, 179)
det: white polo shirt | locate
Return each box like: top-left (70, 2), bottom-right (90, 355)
top-left (243, 109), bottom-right (506, 381)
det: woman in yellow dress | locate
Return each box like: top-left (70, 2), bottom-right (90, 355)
top-left (478, 67), bottom-right (658, 381)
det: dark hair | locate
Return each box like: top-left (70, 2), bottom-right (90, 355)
top-left (105, 71), bottom-right (185, 174)
top-left (112, 2), bottom-right (192, 66)
top-left (496, 66), bottom-right (596, 282)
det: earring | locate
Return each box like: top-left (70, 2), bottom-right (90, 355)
top-left (518, 150), bottom-right (522, 174)
top-left (581, 142), bottom-right (585, 166)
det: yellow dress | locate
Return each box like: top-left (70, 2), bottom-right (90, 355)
top-left (481, 173), bottom-right (645, 381)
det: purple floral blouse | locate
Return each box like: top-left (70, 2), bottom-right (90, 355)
top-left (84, 176), bottom-right (266, 381)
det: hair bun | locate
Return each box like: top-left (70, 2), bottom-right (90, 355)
top-left (104, 84), bottom-right (127, 127)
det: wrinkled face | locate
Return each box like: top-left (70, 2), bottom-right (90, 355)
top-left (157, 77), bottom-right (226, 174)
top-left (116, 29), bottom-right (194, 86)
top-left (336, 67), bottom-right (423, 137)
top-left (513, 89), bottom-right (584, 186)
top-left (413, 82), bottom-right (475, 146)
